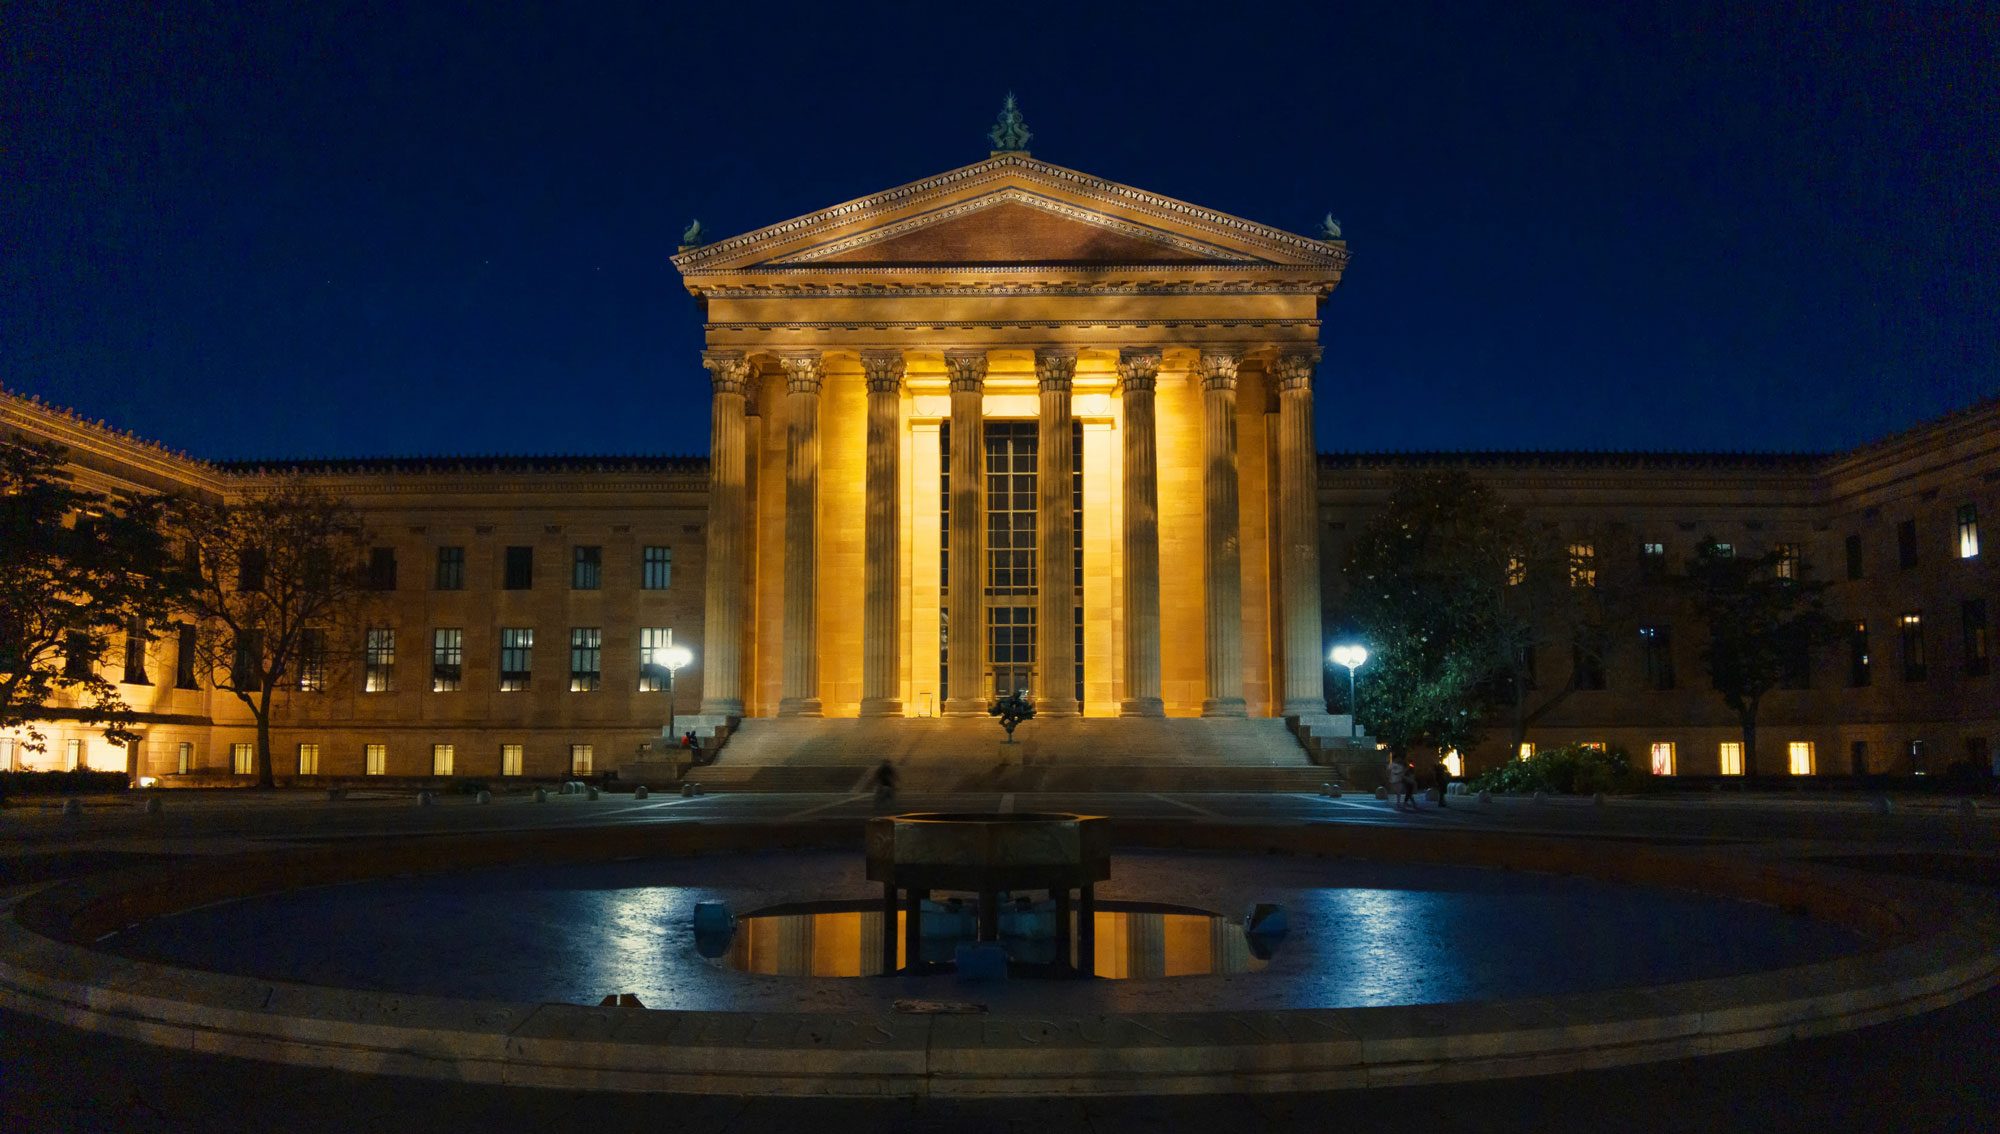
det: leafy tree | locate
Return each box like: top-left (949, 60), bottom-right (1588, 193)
top-left (1497, 523), bottom-right (1638, 757)
top-left (0, 439), bottom-right (184, 754)
top-left (1341, 471), bottom-right (1520, 755)
top-left (1682, 539), bottom-right (1830, 781)
top-left (172, 481), bottom-right (373, 787)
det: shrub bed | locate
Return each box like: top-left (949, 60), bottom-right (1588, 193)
top-left (0, 769), bottom-right (131, 797)
top-left (1469, 744), bottom-right (1651, 795)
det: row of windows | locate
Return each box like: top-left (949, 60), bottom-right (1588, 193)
top-left (230, 741), bottom-right (598, 777)
top-left (363, 545), bottom-right (673, 592)
top-left (1516, 735), bottom-right (1995, 777)
top-left (1553, 505), bottom-right (1984, 589)
top-left (357, 627), bottom-right (682, 693)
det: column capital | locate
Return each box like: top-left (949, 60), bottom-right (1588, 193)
top-left (1269, 347), bottom-right (1322, 393)
top-left (702, 350), bottom-right (752, 395)
top-left (1116, 349), bottom-right (1161, 393)
top-left (943, 348), bottom-right (989, 393)
top-left (859, 350), bottom-right (906, 393)
top-left (1196, 347), bottom-right (1242, 390)
top-left (1033, 347), bottom-right (1077, 392)
top-left (779, 351), bottom-right (823, 395)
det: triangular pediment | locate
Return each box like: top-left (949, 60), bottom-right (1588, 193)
top-left (673, 154), bottom-right (1347, 278)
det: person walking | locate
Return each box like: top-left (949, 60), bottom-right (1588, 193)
top-left (871, 758), bottom-right (897, 811)
top-left (1432, 756), bottom-right (1452, 808)
top-left (1389, 747), bottom-right (1415, 810)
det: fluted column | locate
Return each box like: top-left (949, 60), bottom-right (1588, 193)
top-left (1273, 348), bottom-right (1328, 717)
top-left (1117, 350), bottom-right (1165, 717)
top-left (1198, 347), bottom-right (1246, 716)
top-left (859, 350), bottom-right (905, 717)
top-left (778, 352), bottom-right (823, 716)
top-left (699, 350), bottom-right (751, 717)
top-left (943, 349), bottom-right (988, 715)
top-left (1034, 348), bottom-right (1080, 717)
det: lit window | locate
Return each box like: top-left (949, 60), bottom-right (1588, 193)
top-left (1518, 742), bottom-right (1535, 761)
top-left (569, 628), bottom-right (602, 692)
top-left (1900, 612), bottom-right (1926, 682)
top-left (500, 628), bottom-right (533, 691)
top-left (642, 546), bottom-right (672, 590)
top-left (501, 743), bottom-right (523, 777)
top-left (297, 743), bottom-right (320, 776)
top-left (1848, 620), bottom-right (1871, 687)
top-left (1788, 740), bottom-right (1815, 776)
top-left (571, 743), bottom-right (594, 775)
top-left (1581, 740), bottom-right (1605, 752)
top-left (1568, 543), bottom-right (1597, 588)
top-left (1442, 749), bottom-right (1464, 777)
top-left (66, 738), bottom-right (84, 770)
top-left (1774, 543), bottom-right (1801, 580)
top-left (0, 738), bottom-right (15, 771)
top-left (1649, 742), bottom-right (1676, 776)
top-left (176, 742), bottom-right (192, 774)
top-left (432, 743), bottom-right (454, 776)
top-left (364, 628), bottom-right (395, 693)
top-left (1640, 542), bottom-right (1666, 580)
top-left (432, 629), bottom-right (463, 692)
top-left (365, 744), bottom-right (387, 776)
top-left (1960, 504), bottom-right (1981, 559)
top-left (231, 742), bottom-right (254, 776)
top-left (1712, 542), bottom-right (1734, 558)
top-left (1506, 555), bottom-right (1526, 586)
top-left (572, 546), bottom-right (602, 590)
top-left (297, 629), bottom-right (326, 693)
top-left (1719, 741), bottom-right (1744, 776)
top-left (639, 627), bottom-right (675, 692)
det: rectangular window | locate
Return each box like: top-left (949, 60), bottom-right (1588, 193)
top-left (570, 743), bottom-right (594, 774)
top-left (1850, 740), bottom-right (1869, 776)
top-left (1649, 741), bottom-right (1676, 776)
top-left (231, 630), bottom-right (260, 691)
top-left (176, 741), bottom-right (192, 774)
top-left (122, 623), bottom-right (149, 685)
top-left (639, 627), bottom-right (674, 692)
top-left (1909, 739), bottom-right (1929, 775)
top-left (1959, 504), bottom-right (1981, 559)
top-left (237, 548), bottom-right (266, 592)
top-left (1719, 741), bottom-right (1744, 776)
top-left (175, 624), bottom-right (199, 689)
top-left (435, 546), bottom-right (465, 590)
top-left (501, 743), bottom-right (523, 777)
top-left (62, 738), bottom-right (81, 769)
top-left (0, 738), bottom-right (15, 771)
top-left (1964, 599), bottom-right (1991, 677)
top-left (1580, 740), bottom-right (1606, 752)
top-left (364, 628), bottom-right (395, 693)
top-left (432, 743), bottom-right (454, 776)
top-left (232, 742), bottom-right (254, 776)
top-left (642, 546), bottom-right (672, 590)
top-left (1845, 533), bottom-right (1864, 579)
top-left (1774, 543), bottom-right (1801, 580)
top-left (1567, 543), bottom-right (1597, 588)
top-left (1897, 519), bottom-right (1918, 569)
top-left (1639, 542), bottom-right (1666, 580)
top-left (297, 629), bottom-right (326, 692)
top-left (500, 628), bottom-right (533, 691)
top-left (64, 632), bottom-right (93, 679)
top-left (367, 547), bottom-right (397, 591)
top-left (1639, 625), bottom-right (1674, 690)
top-left (1517, 742), bottom-right (1535, 761)
top-left (365, 743), bottom-right (387, 776)
top-left (1778, 624), bottom-right (1813, 690)
top-left (1900, 611), bottom-right (1926, 682)
top-left (297, 743), bottom-right (319, 775)
top-left (1848, 620), bottom-right (1871, 687)
top-left (432, 629), bottom-right (463, 692)
top-left (1788, 740), bottom-right (1815, 776)
top-left (569, 627), bottom-right (602, 692)
top-left (572, 546), bottom-right (602, 590)
top-left (1713, 542), bottom-right (1735, 558)
top-left (1506, 554), bottom-right (1527, 586)
top-left (504, 546), bottom-right (533, 590)
top-left (1573, 628), bottom-right (1606, 690)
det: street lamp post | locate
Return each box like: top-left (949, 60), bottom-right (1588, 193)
top-left (662, 644), bottom-right (694, 745)
top-left (1330, 644), bottom-right (1369, 738)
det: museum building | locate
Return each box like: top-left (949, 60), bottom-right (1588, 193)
top-left (3, 139), bottom-right (1996, 785)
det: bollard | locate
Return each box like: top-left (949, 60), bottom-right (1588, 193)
top-left (476, 790), bottom-right (491, 805)
top-left (1477, 789), bottom-right (1492, 806)
top-left (586, 786), bottom-right (600, 801)
top-left (143, 795), bottom-right (163, 815)
top-left (533, 787), bottom-right (548, 803)
top-left (692, 783), bottom-right (705, 797)
top-left (1592, 792), bottom-right (1605, 806)
top-left (326, 788), bottom-right (341, 802)
top-left (1532, 790), bottom-right (1548, 804)
top-left (681, 783), bottom-right (695, 798)
top-left (634, 785), bottom-right (649, 800)
top-left (1373, 786), bottom-right (1389, 801)
top-left (1957, 798), bottom-right (1978, 818)
top-left (417, 791), bottom-right (434, 807)
top-left (1871, 795), bottom-right (1893, 815)
top-left (61, 798), bottom-right (82, 818)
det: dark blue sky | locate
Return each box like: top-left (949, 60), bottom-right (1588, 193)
top-left (5, 1), bottom-right (1995, 461)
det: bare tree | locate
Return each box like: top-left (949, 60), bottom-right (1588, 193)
top-left (0, 439), bottom-right (183, 753)
top-left (172, 480), bottom-right (373, 787)
top-left (1497, 522), bottom-right (1636, 757)
top-left (1682, 538), bottom-right (1830, 782)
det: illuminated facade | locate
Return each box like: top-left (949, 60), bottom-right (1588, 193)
top-left (1, 150), bottom-right (1995, 782)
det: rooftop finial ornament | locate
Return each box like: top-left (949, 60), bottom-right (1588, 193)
top-left (679, 219), bottom-right (705, 249)
top-left (988, 93), bottom-right (1032, 155)
top-left (1320, 214), bottom-right (1343, 240)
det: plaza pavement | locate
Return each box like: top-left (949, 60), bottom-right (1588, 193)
top-left (1, 786), bottom-right (1995, 1132)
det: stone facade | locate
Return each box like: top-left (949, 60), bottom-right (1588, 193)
top-left (2, 152), bottom-right (1994, 783)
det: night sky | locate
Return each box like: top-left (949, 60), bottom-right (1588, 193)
top-left (5, 2), bottom-right (1995, 462)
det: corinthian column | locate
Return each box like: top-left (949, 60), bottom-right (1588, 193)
top-left (1272, 348), bottom-right (1327, 717)
top-left (778, 352), bottom-right (823, 717)
top-left (1198, 347), bottom-right (1246, 716)
top-left (859, 350), bottom-right (905, 717)
top-left (942, 349), bottom-right (988, 716)
top-left (699, 350), bottom-right (750, 717)
top-left (1117, 349), bottom-right (1165, 717)
top-left (1034, 348), bottom-right (1080, 717)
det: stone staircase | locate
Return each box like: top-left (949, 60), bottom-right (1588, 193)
top-left (652, 716), bottom-right (1337, 793)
